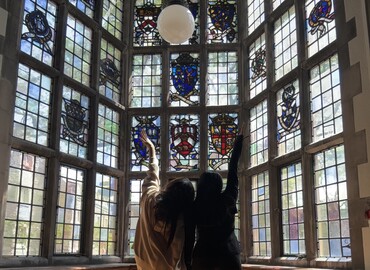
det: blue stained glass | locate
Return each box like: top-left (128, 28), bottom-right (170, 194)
top-left (308, 0), bottom-right (335, 36)
top-left (208, 0), bottom-right (237, 42)
top-left (291, 240), bottom-right (299, 253)
top-left (39, 0), bottom-right (47, 9)
top-left (29, 84), bottom-right (40, 99)
top-left (259, 228), bottom-right (266, 241)
top-left (171, 53), bottom-right (198, 98)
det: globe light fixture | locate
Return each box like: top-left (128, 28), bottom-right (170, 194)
top-left (157, 0), bottom-right (195, 44)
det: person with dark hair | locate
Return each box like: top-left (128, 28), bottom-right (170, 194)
top-left (191, 130), bottom-right (244, 270)
top-left (134, 130), bottom-right (195, 270)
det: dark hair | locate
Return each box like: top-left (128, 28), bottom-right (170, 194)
top-left (194, 172), bottom-right (223, 225)
top-left (154, 178), bottom-right (195, 247)
top-left (196, 171), bottom-right (223, 200)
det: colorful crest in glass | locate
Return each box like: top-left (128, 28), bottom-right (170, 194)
top-left (21, 9), bottom-right (53, 54)
top-left (132, 116), bottom-right (160, 160)
top-left (251, 48), bottom-right (266, 82)
top-left (208, 0), bottom-right (236, 42)
top-left (308, 0), bottom-right (334, 36)
top-left (100, 58), bottom-right (120, 87)
top-left (170, 53), bottom-right (199, 105)
top-left (62, 99), bottom-right (88, 146)
top-left (134, 2), bottom-right (161, 46)
top-left (210, 114), bottom-right (237, 156)
top-left (277, 85), bottom-right (300, 141)
top-left (171, 118), bottom-right (197, 158)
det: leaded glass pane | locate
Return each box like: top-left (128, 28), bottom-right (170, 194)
top-left (55, 166), bottom-right (84, 254)
top-left (277, 80), bottom-right (301, 156)
top-left (64, 15), bottom-right (92, 85)
top-left (208, 113), bottom-right (238, 170)
top-left (251, 171), bottom-right (271, 257)
top-left (102, 0), bottom-right (124, 40)
top-left (207, 51), bottom-right (238, 106)
top-left (249, 34), bottom-right (267, 99)
top-left (130, 116), bottom-right (161, 171)
top-left (169, 52), bottom-right (200, 107)
top-left (306, 0), bottom-right (336, 58)
top-left (274, 6), bottom-right (298, 81)
top-left (281, 162), bottom-right (305, 255)
top-left (69, 0), bottom-right (94, 17)
top-left (250, 100), bottom-right (268, 167)
top-left (93, 173), bottom-right (118, 256)
top-left (169, 114), bottom-right (199, 171)
top-left (310, 54), bottom-right (342, 142)
top-left (97, 104), bottom-right (120, 168)
top-left (60, 86), bottom-right (89, 158)
top-left (13, 64), bottom-right (52, 146)
top-left (131, 54), bottom-right (162, 108)
top-left (21, 0), bottom-right (56, 66)
top-left (314, 145), bottom-right (351, 258)
top-left (128, 179), bottom-right (143, 257)
top-left (273, 0), bottom-right (285, 10)
top-left (207, 0), bottom-right (237, 43)
top-left (247, 0), bottom-right (265, 33)
top-left (3, 150), bottom-right (46, 256)
top-left (99, 39), bottom-right (121, 103)
top-left (133, 0), bottom-right (161, 47)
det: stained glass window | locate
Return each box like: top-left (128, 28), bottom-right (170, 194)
top-left (64, 15), bottom-right (92, 85)
top-left (306, 0), bottom-right (336, 58)
top-left (21, 0), bottom-right (56, 66)
top-left (55, 165), bottom-right (84, 254)
top-left (274, 6), bottom-right (298, 81)
top-left (169, 114), bottom-right (199, 171)
top-left (207, 51), bottom-right (238, 106)
top-left (97, 104), bottom-right (120, 168)
top-left (310, 54), bottom-right (342, 142)
top-left (249, 34), bottom-right (267, 99)
top-left (93, 173), bottom-right (118, 256)
top-left (250, 100), bottom-right (268, 167)
top-left (247, 0), bottom-right (264, 33)
top-left (68, 0), bottom-right (94, 17)
top-left (169, 52), bottom-right (200, 107)
top-left (281, 162), bottom-right (305, 255)
top-left (60, 86), bottom-right (89, 158)
top-left (13, 64), bottom-right (52, 146)
top-left (207, 0), bottom-right (237, 43)
top-left (131, 54), bottom-right (162, 108)
top-left (314, 145), bottom-right (351, 258)
top-left (251, 171), bottom-right (271, 257)
top-left (133, 0), bottom-right (161, 47)
top-left (186, 0), bottom-right (200, 45)
top-left (277, 80), bottom-right (301, 156)
top-left (130, 115), bottom-right (161, 171)
top-left (3, 150), bottom-right (46, 256)
top-left (208, 113), bottom-right (238, 170)
top-left (99, 39), bottom-right (121, 103)
top-left (128, 178), bottom-right (143, 256)
top-left (102, 0), bottom-right (124, 40)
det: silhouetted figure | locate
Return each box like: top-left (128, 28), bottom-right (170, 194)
top-left (191, 133), bottom-right (244, 270)
top-left (134, 130), bottom-right (195, 270)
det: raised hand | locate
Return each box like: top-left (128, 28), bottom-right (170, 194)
top-left (140, 129), bottom-right (155, 161)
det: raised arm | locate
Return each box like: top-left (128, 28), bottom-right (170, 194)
top-left (140, 129), bottom-right (160, 194)
top-left (224, 130), bottom-right (244, 199)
